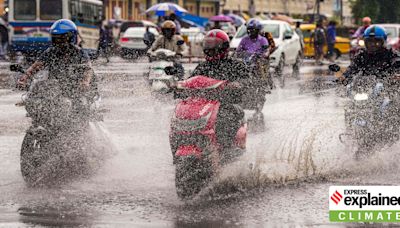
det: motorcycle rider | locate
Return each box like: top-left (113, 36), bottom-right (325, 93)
top-left (235, 18), bottom-right (271, 110)
top-left (352, 17), bottom-right (372, 39)
top-left (236, 19), bottom-right (270, 57)
top-left (342, 25), bottom-right (400, 85)
top-left (150, 20), bottom-right (185, 79)
top-left (17, 19), bottom-right (95, 108)
top-left (189, 29), bottom-right (251, 151)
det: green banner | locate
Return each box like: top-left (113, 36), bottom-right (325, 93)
top-left (330, 211), bottom-right (400, 222)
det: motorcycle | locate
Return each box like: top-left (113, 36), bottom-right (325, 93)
top-left (330, 64), bottom-right (400, 158)
top-left (238, 52), bottom-right (270, 132)
top-left (11, 64), bottom-right (103, 186)
top-left (145, 49), bottom-right (183, 93)
top-left (169, 74), bottom-right (247, 199)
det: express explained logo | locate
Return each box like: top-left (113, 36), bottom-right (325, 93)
top-left (329, 186), bottom-right (400, 223)
top-left (330, 190), bottom-right (343, 205)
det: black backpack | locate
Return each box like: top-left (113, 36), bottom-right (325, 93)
top-left (314, 28), bottom-right (325, 44)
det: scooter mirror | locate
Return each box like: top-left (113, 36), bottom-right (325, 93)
top-left (10, 64), bottom-right (24, 73)
top-left (164, 66), bottom-right (178, 75)
top-left (329, 64), bottom-right (341, 72)
top-left (177, 40), bottom-right (185, 46)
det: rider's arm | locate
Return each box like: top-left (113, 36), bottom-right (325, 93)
top-left (25, 61), bottom-right (45, 79)
top-left (150, 36), bottom-right (162, 52)
top-left (190, 62), bottom-right (207, 78)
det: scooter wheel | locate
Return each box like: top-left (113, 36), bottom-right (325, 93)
top-left (175, 157), bottom-right (212, 199)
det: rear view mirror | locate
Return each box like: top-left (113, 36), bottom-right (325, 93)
top-left (329, 64), bottom-right (341, 72)
top-left (164, 66), bottom-right (178, 75)
top-left (10, 64), bottom-right (24, 73)
top-left (284, 34), bottom-right (292, 40)
top-left (177, 40), bottom-right (185, 46)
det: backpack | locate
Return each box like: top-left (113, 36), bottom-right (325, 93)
top-left (314, 28), bottom-right (325, 44)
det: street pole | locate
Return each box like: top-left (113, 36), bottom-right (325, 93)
top-left (340, 0), bottom-right (344, 25)
top-left (249, 0), bottom-right (255, 17)
top-left (316, 0), bottom-right (320, 22)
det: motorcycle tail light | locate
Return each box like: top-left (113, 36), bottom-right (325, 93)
top-left (120, 37), bottom-right (129, 42)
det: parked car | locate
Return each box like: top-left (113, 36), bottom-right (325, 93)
top-left (231, 20), bottom-right (302, 77)
top-left (300, 24), bottom-right (350, 59)
top-left (375, 24), bottom-right (400, 50)
top-left (118, 20), bottom-right (158, 43)
top-left (119, 27), bottom-right (159, 58)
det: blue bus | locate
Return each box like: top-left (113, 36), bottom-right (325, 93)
top-left (8, 0), bottom-right (103, 57)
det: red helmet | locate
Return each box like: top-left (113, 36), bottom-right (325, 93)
top-left (203, 29), bottom-right (230, 61)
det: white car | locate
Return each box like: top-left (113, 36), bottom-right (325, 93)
top-left (119, 27), bottom-right (159, 58)
top-left (230, 20), bottom-right (302, 77)
top-left (375, 24), bottom-right (400, 49)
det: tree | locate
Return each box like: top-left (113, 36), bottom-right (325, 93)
top-left (350, 0), bottom-right (400, 24)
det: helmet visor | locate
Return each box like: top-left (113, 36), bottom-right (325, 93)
top-left (162, 28), bottom-right (174, 37)
top-left (203, 36), bottom-right (226, 50)
top-left (52, 33), bottom-right (70, 45)
top-left (247, 28), bottom-right (260, 37)
top-left (365, 37), bottom-right (384, 51)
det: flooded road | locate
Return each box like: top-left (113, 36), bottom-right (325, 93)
top-left (1, 58), bottom-right (399, 227)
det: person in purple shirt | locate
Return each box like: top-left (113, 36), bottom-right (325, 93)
top-left (236, 19), bottom-right (269, 58)
top-left (235, 19), bottom-right (271, 118)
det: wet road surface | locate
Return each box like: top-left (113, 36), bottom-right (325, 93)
top-left (1, 57), bottom-right (399, 227)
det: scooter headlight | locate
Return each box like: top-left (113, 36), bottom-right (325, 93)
top-left (172, 112), bottom-right (212, 132)
top-left (358, 40), bottom-right (365, 47)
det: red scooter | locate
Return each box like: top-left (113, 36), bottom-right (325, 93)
top-left (169, 75), bottom-right (247, 199)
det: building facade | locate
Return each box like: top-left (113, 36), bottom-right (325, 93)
top-left (104, 0), bottom-right (151, 20)
top-left (104, 0), bottom-right (218, 21)
top-left (222, 0), bottom-right (353, 25)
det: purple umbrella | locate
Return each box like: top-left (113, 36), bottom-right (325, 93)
top-left (226, 14), bottom-right (246, 26)
top-left (210, 14), bottom-right (233, 22)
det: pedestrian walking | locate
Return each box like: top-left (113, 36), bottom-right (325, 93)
top-left (97, 22), bottom-right (113, 62)
top-left (310, 21), bottom-right (326, 65)
top-left (327, 20), bottom-right (337, 62)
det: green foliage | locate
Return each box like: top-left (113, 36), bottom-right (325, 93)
top-left (350, 0), bottom-right (400, 24)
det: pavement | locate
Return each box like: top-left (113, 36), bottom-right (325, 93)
top-left (2, 56), bottom-right (397, 227)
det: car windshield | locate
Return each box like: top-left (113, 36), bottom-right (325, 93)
top-left (235, 24), bottom-right (280, 39)
top-left (14, 0), bottom-right (36, 20)
top-left (40, 0), bottom-right (63, 20)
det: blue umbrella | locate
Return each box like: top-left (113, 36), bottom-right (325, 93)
top-left (146, 2), bottom-right (188, 16)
